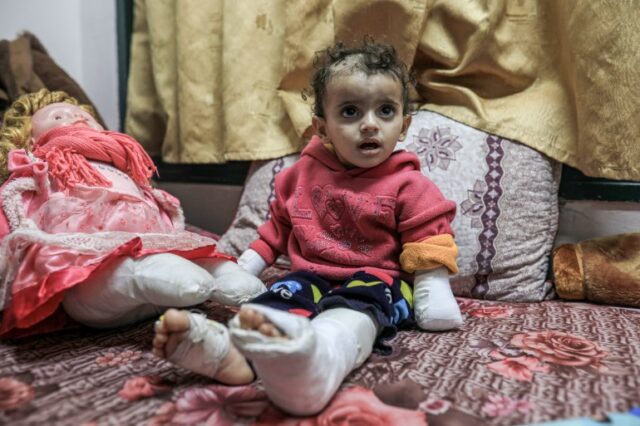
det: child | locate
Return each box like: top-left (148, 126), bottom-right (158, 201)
top-left (153, 40), bottom-right (462, 415)
top-left (0, 89), bottom-right (266, 337)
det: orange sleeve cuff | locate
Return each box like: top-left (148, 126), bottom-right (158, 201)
top-left (400, 234), bottom-right (459, 274)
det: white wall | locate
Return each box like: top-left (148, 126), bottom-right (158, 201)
top-left (556, 200), bottom-right (640, 246)
top-left (0, 0), bottom-right (120, 130)
top-left (155, 182), bottom-right (243, 235)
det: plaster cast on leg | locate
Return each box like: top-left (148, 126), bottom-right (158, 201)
top-left (413, 267), bottom-right (463, 331)
top-left (229, 305), bottom-right (377, 416)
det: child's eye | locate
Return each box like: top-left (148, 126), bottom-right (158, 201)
top-left (379, 105), bottom-right (396, 117)
top-left (54, 116), bottom-right (63, 120)
top-left (341, 106), bottom-right (359, 118)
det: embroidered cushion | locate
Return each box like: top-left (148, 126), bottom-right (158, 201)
top-left (218, 110), bottom-right (561, 301)
top-left (398, 110), bottom-right (560, 301)
top-left (216, 155), bottom-right (298, 262)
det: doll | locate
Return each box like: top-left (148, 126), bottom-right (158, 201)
top-left (0, 89), bottom-right (266, 337)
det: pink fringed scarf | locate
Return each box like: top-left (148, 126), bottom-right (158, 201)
top-left (32, 126), bottom-right (158, 190)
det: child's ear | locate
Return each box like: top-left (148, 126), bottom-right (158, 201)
top-left (312, 116), bottom-right (328, 140)
top-left (399, 114), bottom-right (412, 141)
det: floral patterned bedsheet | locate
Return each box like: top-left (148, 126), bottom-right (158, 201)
top-left (1, 281), bottom-right (639, 425)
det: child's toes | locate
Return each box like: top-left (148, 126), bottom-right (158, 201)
top-left (258, 322), bottom-right (284, 338)
top-left (151, 309), bottom-right (193, 360)
top-left (239, 306), bottom-right (263, 330)
top-left (153, 332), bottom-right (168, 345)
top-left (162, 309), bottom-right (191, 332)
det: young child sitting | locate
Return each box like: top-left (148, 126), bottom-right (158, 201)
top-left (153, 39), bottom-right (462, 415)
top-left (0, 89), bottom-right (266, 337)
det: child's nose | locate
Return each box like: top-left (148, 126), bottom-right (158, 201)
top-left (360, 112), bottom-right (379, 133)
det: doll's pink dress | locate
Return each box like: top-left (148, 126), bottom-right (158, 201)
top-left (0, 149), bottom-right (228, 337)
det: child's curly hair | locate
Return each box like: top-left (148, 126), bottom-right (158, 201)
top-left (310, 38), bottom-right (413, 118)
top-left (0, 89), bottom-right (95, 182)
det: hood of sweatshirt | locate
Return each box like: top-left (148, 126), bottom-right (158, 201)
top-left (301, 135), bottom-right (420, 178)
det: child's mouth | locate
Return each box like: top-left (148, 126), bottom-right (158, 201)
top-left (359, 140), bottom-right (381, 152)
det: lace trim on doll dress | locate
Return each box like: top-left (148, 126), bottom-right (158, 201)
top-left (1, 177), bottom-right (40, 232)
top-left (0, 176), bottom-right (217, 310)
top-left (151, 188), bottom-right (186, 230)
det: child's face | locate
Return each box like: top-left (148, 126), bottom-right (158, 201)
top-left (313, 70), bottom-right (411, 169)
top-left (31, 103), bottom-right (103, 142)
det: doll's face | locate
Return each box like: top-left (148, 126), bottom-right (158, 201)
top-left (31, 103), bottom-right (103, 142)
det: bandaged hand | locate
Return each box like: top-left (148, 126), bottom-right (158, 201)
top-left (413, 267), bottom-right (463, 331)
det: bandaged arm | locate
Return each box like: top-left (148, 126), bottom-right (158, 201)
top-left (400, 234), bottom-right (462, 330)
top-left (399, 234), bottom-right (459, 275)
top-left (238, 248), bottom-right (269, 277)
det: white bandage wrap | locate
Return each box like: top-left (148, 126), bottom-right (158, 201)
top-left (413, 267), bottom-right (463, 331)
top-left (237, 249), bottom-right (268, 277)
top-left (62, 255), bottom-right (267, 328)
top-left (63, 253), bottom-right (217, 328)
top-left (165, 312), bottom-right (231, 378)
top-left (194, 258), bottom-right (267, 305)
top-left (229, 305), bottom-right (377, 416)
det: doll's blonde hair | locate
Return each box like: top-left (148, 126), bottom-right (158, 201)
top-left (0, 89), bottom-right (95, 181)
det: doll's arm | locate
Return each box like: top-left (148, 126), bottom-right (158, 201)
top-left (0, 177), bottom-right (41, 233)
top-left (150, 188), bottom-right (185, 230)
top-left (0, 150), bottom-right (51, 235)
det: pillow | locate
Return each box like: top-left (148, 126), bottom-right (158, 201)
top-left (216, 155), bottom-right (299, 258)
top-left (218, 110), bottom-right (560, 301)
top-left (399, 110), bottom-right (560, 301)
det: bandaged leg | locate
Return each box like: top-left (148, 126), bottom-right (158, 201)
top-left (413, 267), bottom-right (463, 331)
top-left (63, 253), bottom-right (218, 328)
top-left (152, 309), bottom-right (254, 385)
top-left (194, 258), bottom-right (267, 305)
top-left (229, 304), bottom-right (378, 416)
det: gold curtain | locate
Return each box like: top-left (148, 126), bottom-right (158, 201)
top-left (127, 0), bottom-right (640, 181)
top-left (125, 0), bottom-right (303, 163)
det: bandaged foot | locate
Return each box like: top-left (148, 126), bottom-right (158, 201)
top-left (413, 267), bottom-right (463, 331)
top-left (152, 309), bottom-right (254, 385)
top-left (229, 305), bottom-right (377, 416)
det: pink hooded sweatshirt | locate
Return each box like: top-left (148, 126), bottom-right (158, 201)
top-left (250, 136), bottom-right (456, 281)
